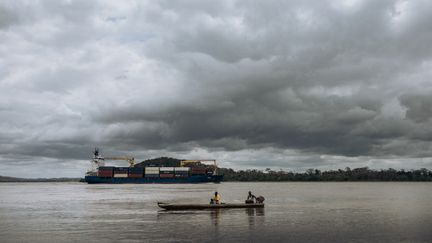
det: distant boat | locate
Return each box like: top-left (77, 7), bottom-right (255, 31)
top-left (157, 202), bottom-right (264, 210)
top-left (84, 148), bottom-right (223, 184)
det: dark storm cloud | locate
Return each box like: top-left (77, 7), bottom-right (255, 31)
top-left (1, 0), bottom-right (432, 176)
top-left (0, 6), bottom-right (18, 29)
top-left (400, 92), bottom-right (432, 123)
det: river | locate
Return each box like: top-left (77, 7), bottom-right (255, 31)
top-left (0, 182), bottom-right (431, 242)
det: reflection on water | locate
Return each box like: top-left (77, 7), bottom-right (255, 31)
top-left (210, 209), bottom-right (220, 226)
top-left (1, 182), bottom-right (432, 242)
top-left (246, 207), bottom-right (265, 217)
top-left (156, 207), bottom-right (265, 228)
top-left (246, 207), bottom-right (265, 231)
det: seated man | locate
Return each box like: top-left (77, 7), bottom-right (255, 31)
top-left (210, 191), bottom-right (221, 204)
top-left (255, 195), bottom-right (265, 204)
top-left (245, 191), bottom-right (256, 204)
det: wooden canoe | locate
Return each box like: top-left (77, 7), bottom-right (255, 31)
top-left (157, 202), bottom-right (264, 210)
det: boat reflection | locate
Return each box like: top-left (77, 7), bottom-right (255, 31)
top-left (246, 207), bottom-right (265, 216)
top-left (157, 207), bottom-right (265, 228)
top-left (210, 209), bottom-right (221, 226)
top-left (246, 207), bottom-right (265, 228)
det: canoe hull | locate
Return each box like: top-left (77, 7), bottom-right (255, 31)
top-left (158, 203), bottom-right (264, 210)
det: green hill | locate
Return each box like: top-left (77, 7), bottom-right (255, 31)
top-left (134, 157), bottom-right (182, 167)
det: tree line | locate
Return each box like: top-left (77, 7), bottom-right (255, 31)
top-left (218, 167), bottom-right (432, 181)
top-left (133, 157), bottom-right (432, 182)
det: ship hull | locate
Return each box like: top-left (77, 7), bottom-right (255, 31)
top-left (84, 175), bottom-right (223, 184)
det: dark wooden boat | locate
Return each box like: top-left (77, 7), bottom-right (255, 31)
top-left (157, 202), bottom-right (264, 210)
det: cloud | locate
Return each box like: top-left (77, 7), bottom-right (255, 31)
top-left (1, 0), bottom-right (432, 177)
top-left (400, 92), bottom-right (432, 122)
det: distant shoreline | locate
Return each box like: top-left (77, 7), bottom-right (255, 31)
top-left (1, 179), bottom-right (431, 183)
top-left (2, 167), bottom-right (431, 182)
top-left (0, 176), bottom-right (82, 183)
top-left (219, 167), bottom-right (432, 182)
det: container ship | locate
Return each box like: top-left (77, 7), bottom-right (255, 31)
top-left (84, 149), bottom-right (223, 184)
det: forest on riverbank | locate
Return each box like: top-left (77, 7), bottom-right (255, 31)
top-left (219, 167), bottom-right (432, 181)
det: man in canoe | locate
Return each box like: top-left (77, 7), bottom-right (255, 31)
top-left (245, 191), bottom-right (256, 204)
top-left (210, 191), bottom-right (221, 204)
top-left (245, 191), bottom-right (265, 204)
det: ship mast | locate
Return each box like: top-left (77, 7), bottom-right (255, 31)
top-left (86, 148), bottom-right (104, 175)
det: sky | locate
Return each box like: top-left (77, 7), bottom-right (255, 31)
top-left (1, 0), bottom-right (432, 178)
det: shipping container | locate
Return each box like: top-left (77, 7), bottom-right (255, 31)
top-left (98, 169), bottom-right (113, 173)
top-left (114, 173), bottom-right (128, 177)
top-left (145, 172), bottom-right (159, 176)
top-left (129, 170), bottom-right (144, 174)
top-left (145, 171), bottom-right (159, 174)
top-left (129, 173), bottom-right (143, 176)
top-left (129, 172), bottom-right (143, 175)
top-left (175, 173), bottom-right (189, 176)
top-left (98, 172), bottom-right (113, 175)
top-left (113, 174), bottom-right (128, 178)
top-left (114, 170), bottom-right (128, 173)
top-left (160, 171), bottom-right (175, 174)
top-left (174, 167), bottom-right (190, 171)
top-left (145, 166), bottom-right (159, 169)
top-left (98, 169), bottom-right (113, 172)
top-left (159, 174), bottom-right (174, 178)
top-left (98, 171), bottom-right (113, 174)
top-left (191, 167), bottom-right (207, 175)
top-left (128, 173), bottom-right (144, 178)
top-left (144, 174), bottom-right (159, 178)
top-left (175, 170), bottom-right (189, 173)
top-left (99, 166), bottom-right (115, 170)
top-left (159, 167), bottom-right (174, 171)
top-left (98, 171), bottom-right (113, 177)
top-left (129, 167), bottom-right (144, 176)
top-left (114, 167), bottom-right (129, 172)
top-left (191, 167), bottom-right (206, 171)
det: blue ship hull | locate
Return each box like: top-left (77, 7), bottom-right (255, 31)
top-left (84, 175), bottom-right (223, 184)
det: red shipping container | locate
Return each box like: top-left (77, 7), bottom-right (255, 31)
top-left (99, 171), bottom-right (112, 174)
top-left (160, 174), bottom-right (174, 178)
top-left (128, 174), bottom-right (143, 178)
top-left (191, 168), bottom-right (206, 175)
top-left (191, 168), bottom-right (206, 172)
top-left (98, 171), bottom-right (113, 177)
